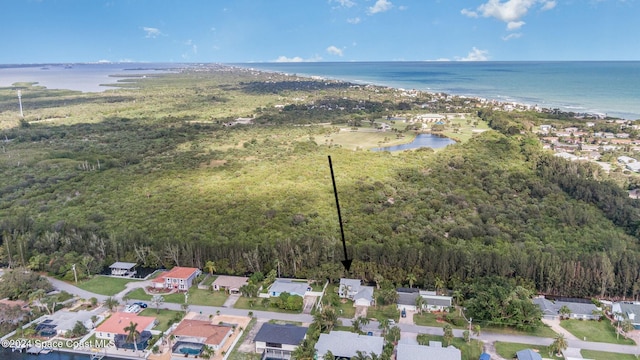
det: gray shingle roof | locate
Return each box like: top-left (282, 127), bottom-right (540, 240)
top-left (269, 279), bottom-right (309, 297)
top-left (353, 286), bottom-right (374, 302)
top-left (516, 349), bottom-right (542, 360)
top-left (109, 262), bottom-right (136, 269)
top-left (397, 292), bottom-right (419, 306)
top-left (397, 343), bottom-right (461, 360)
top-left (254, 323), bottom-right (307, 346)
top-left (315, 331), bottom-right (383, 358)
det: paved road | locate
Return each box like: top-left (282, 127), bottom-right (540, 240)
top-left (47, 277), bottom-right (640, 356)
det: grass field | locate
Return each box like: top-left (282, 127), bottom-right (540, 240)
top-left (76, 276), bottom-right (142, 296)
top-left (336, 299), bottom-right (356, 319)
top-left (417, 334), bottom-right (484, 360)
top-left (581, 349), bottom-right (640, 360)
top-left (412, 312), bottom-right (557, 338)
top-left (494, 342), bottom-right (562, 360)
top-left (560, 319), bottom-right (635, 345)
top-left (367, 304), bottom-right (400, 322)
top-left (139, 308), bottom-right (184, 332)
top-left (126, 287), bottom-right (228, 306)
top-left (325, 127), bottom-right (416, 150)
top-left (234, 296), bottom-right (302, 314)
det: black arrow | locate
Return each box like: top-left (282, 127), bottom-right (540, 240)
top-left (328, 155), bottom-right (352, 272)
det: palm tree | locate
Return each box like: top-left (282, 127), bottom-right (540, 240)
top-left (104, 297), bottom-right (119, 312)
top-left (406, 273), bottom-right (417, 288)
top-left (322, 350), bottom-right (335, 360)
top-left (314, 307), bottom-right (338, 333)
top-left (473, 324), bottom-right (481, 338)
top-left (434, 276), bottom-right (445, 295)
top-left (28, 288), bottom-right (47, 312)
top-left (443, 324), bottom-right (454, 346)
top-left (205, 261), bottom-right (216, 275)
top-left (352, 316), bottom-right (370, 334)
top-left (550, 333), bottom-right (568, 356)
top-left (559, 305), bottom-right (571, 320)
top-left (151, 294), bottom-right (164, 313)
top-left (377, 318), bottom-right (390, 336)
top-left (124, 321), bottom-right (140, 352)
top-left (415, 296), bottom-right (426, 314)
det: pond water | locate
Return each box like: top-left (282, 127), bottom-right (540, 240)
top-left (371, 133), bottom-right (456, 152)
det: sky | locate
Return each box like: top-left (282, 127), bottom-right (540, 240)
top-left (1, 0), bottom-right (639, 63)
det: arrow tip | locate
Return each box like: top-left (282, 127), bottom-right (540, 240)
top-left (341, 259), bottom-right (353, 272)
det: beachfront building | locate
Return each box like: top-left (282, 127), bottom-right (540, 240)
top-left (109, 262), bottom-right (137, 277)
top-left (152, 266), bottom-right (201, 291)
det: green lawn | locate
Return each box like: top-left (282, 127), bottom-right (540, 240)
top-left (76, 276), bottom-right (142, 296)
top-left (417, 334), bottom-right (484, 360)
top-left (126, 287), bottom-right (228, 306)
top-left (413, 312), bottom-right (455, 327)
top-left (484, 324), bottom-right (557, 338)
top-left (581, 349), bottom-right (640, 360)
top-left (336, 299), bottom-right (356, 319)
top-left (234, 296), bottom-right (302, 314)
top-left (494, 342), bottom-right (563, 360)
top-left (368, 305), bottom-right (400, 322)
top-left (560, 319), bottom-right (635, 345)
top-left (139, 308), bottom-right (184, 332)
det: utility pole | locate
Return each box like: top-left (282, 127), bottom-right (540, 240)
top-left (72, 264), bottom-right (78, 283)
top-left (17, 90), bottom-right (24, 118)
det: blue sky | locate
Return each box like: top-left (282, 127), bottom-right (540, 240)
top-left (2, 0), bottom-right (638, 63)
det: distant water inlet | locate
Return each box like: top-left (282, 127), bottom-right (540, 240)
top-left (371, 133), bottom-right (456, 152)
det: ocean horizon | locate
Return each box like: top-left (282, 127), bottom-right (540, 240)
top-left (236, 61), bottom-right (640, 120)
top-left (1, 61), bottom-right (639, 120)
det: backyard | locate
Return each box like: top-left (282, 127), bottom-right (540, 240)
top-left (127, 287), bottom-right (228, 307)
top-left (139, 308), bottom-right (184, 332)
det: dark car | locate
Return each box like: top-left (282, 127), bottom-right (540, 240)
top-left (134, 302), bottom-right (148, 308)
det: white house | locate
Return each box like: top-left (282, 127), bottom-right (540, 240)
top-left (339, 278), bottom-right (374, 307)
top-left (269, 279), bottom-right (310, 297)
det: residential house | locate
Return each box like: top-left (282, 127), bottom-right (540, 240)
top-left (152, 266), bottom-right (201, 291)
top-left (269, 279), bottom-right (310, 297)
top-left (420, 291), bottom-right (453, 312)
top-left (397, 288), bottom-right (420, 312)
top-left (339, 278), bottom-right (375, 307)
top-left (171, 319), bottom-right (233, 352)
top-left (612, 302), bottom-right (640, 329)
top-left (396, 341), bottom-right (461, 360)
top-left (554, 152), bottom-right (579, 161)
top-left (41, 309), bottom-right (102, 336)
top-left (254, 323), bottom-right (307, 359)
top-left (314, 331), bottom-right (384, 359)
top-left (532, 296), bottom-right (600, 320)
top-left (516, 349), bottom-right (542, 360)
top-left (95, 312), bottom-right (155, 349)
top-left (212, 275), bottom-right (249, 294)
top-left (109, 262), bottom-right (137, 277)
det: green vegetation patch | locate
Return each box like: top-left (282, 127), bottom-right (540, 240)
top-left (581, 349), bottom-right (639, 360)
top-left (139, 308), bottom-right (183, 332)
top-left (559, 319), bottom-right (635, 345)
top-left (417, 334), bottom-right (484, 360)
top-left (494, 342), bottom-right (563, 360)
top-left (76, 276), bottom-right (141, 296)
top-left (234, 296), bottom-right (302, 314)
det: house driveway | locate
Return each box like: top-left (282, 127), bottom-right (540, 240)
top-left (541, 318), bottom-right (578, 340)
top-left (399, 310), bottom-right (414, 325)
top-left (355, 305), bottom-right (368, 319)
top-left (222, 294), bottom-right (241, 308)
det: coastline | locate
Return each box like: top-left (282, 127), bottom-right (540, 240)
top-left (233, 61), bottom-right (640, 120)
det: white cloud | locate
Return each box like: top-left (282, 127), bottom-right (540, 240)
top-left (142, 27), bottom-right (162, 38)
top-left (461, 0), bottom-right (556, 30)
top-left (502, 32), bottom-right (523, 40)
top-left (368, 0), bottom-right (393, 14)
top-left (347, 17), bottom-right (361, 24)
top-left (331, 0), bottom-right (356, 7)
top-left (507, 20), bottom-right (525, 30)
top-left (275, 55), bottom-right (322, 63)
top-left (326, 46), bottom-right (344, 57)
top-left (461, 8), bottom-right (479, 18)
top-left (456, 47), bottom-right (490, 61)
top-left (541, 0), bottom-right (556, 10)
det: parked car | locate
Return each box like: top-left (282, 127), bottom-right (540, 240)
top-left (134, 302), bottom-right (148, 308)
top-left (401, 309), bottom-right (407, 318)
top-left (388, 319), bottom-right (396, 326)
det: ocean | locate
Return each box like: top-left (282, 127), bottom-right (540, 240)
top-left (1, 61), bottom-right (639, 119)
top-left (236, 61), bottom-right (640, 120)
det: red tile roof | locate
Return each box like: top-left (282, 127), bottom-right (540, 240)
top-left (96, 312), bottom-right (156, 335)
top-left (156, 266), bottom-right (199, 281)
top-left (172, 319), bottom-right (231, 346)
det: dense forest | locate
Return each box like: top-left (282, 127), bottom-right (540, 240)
top-left (2, 66), bottom-right (640, 299)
